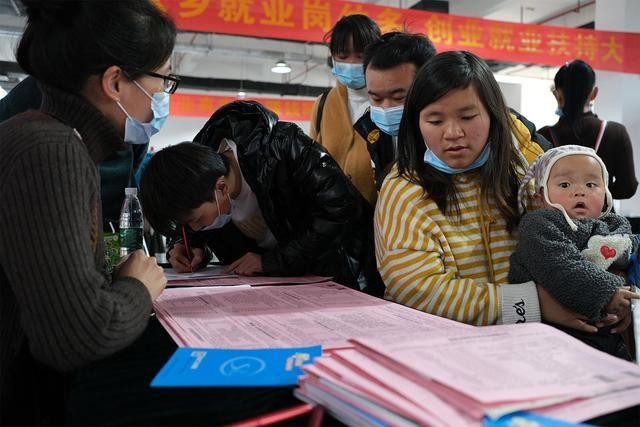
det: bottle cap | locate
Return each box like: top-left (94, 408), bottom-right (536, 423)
top-left (125, 187), bottom-right (138, 196)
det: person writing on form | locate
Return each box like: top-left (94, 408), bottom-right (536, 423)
top-left (140, 101), bottom-right (384, 296)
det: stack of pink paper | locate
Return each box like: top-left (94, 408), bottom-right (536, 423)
top-left (167, 274), bottom-right (331, 287)
top-left (164, 264), bottom-right (331, 287)
top-left (296, 323), bottom-right (640, 426)
top-left (154, 282), bottom-right (470, 349)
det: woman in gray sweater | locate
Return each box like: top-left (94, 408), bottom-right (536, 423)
top-left (0, 1), bottom-right (172, 423)
top-left (1, 2), bottom-right (304, 425)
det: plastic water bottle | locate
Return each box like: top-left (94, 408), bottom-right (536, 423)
top-left (119, 187), bottom-right (144, 257)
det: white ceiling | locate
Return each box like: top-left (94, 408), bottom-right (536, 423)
top-left (0, 0), bottom-right (596, 95)
top-left (451, 0), bottom-right (593, 25)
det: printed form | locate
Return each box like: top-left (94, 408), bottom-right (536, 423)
top-left (154, 282), bottom-right (470, 349)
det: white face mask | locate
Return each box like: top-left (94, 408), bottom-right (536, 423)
top-left (116, 81), bottom-right (170, 145)
top-left (201, 190), bottom-right (232, 230)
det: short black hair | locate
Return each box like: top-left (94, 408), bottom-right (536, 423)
top-left (140, 143), bottom-right (228, 235)
top-left (17, 0), bottom-right (176, 93)
top-left (324, 14), bottom-right (381, 56)
top-left (363, 31), bottom-right (437, 73)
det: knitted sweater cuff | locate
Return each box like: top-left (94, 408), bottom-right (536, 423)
top-left (499, 281), bottom-right (541, 324)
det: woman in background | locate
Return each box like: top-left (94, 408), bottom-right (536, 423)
top-left (539, 59), bottom-right (637, 201)
top-left (309, 14), bottom-right (381, 204)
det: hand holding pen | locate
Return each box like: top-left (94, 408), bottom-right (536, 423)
top-left (167, 225), bottom-right (203, 273)
top-left (181, 224), bottom-right (194, 273)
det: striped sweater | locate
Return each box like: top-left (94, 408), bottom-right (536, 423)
top-left (374, 134), bottom-right (543, 326)
top-left (0, 83), bottom-right (152, 423)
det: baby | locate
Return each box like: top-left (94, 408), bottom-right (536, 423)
top-left (509, 145), bottom-right (639, 359)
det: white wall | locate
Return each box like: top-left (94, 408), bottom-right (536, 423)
top-left (150, 116), bottom-right (207, 151)
top-left (496, 74), bottom-right (558, 134)
top-left (594, 0), bottom-right (640, 216)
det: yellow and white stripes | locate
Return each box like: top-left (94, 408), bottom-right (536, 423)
top-left (375, 172), bottom-right (516, 325)
top-left (375, 125), bottom-right (543, 325)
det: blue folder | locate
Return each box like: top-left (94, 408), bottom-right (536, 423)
top-left (151, 345), bottom-right (321, 387)
top-left (484, 411), bottom-right (593, 427)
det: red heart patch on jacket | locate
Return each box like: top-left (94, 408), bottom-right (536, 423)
top-left (600, 246), bottom-right (617, 259)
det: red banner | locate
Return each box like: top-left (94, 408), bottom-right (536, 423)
top-left (154, 0), bottom-right (640, 74)
top-left (171, 93), bottom-right (315, 120)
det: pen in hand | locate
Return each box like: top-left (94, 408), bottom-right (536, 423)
top-left (181, 224), bottom-right (194, 273)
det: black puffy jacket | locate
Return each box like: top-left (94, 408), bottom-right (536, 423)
top-left (191, 100), bottom-right (384, 296)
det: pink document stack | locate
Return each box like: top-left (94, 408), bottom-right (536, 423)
top-left (154, 281), bottom-right (468, 349)
top-left (153, 282), bottom-right (640, 426)
top-left (296, 323), bottom-right (640, 426)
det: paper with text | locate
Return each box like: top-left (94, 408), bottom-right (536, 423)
top-left (353, 323), bottom-right (640, 408)
top-left (154, 282), bottom-right (470, 349)
top-left (167, 274), bottom-right (331, 287)
top-left (165, 265), bottom-right (237, 282)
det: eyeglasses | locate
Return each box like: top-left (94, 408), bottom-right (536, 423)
top-left (142, 70), bottom-right (180, 94)
top-left (126, 69), bottom-right (180, 94)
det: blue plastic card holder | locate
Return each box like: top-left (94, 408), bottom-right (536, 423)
top-left (484, 412), bottom-right (593, 427)
top-left (151, 345), bottom-right (321, 387)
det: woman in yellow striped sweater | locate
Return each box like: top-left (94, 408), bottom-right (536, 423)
top-left (375, 51), bottom-right (604, 331)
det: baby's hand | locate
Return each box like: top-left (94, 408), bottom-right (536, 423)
top-left (604, 286), bottom-right (640, 315)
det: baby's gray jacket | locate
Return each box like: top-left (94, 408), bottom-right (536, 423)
top-left (509, 209), bottom-right (631, 319)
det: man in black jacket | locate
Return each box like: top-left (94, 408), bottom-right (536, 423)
top-left (140, 100), bottom-right (384, 296)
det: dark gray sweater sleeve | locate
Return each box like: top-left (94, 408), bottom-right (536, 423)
top-left (599, 213), bottom-right (632, 235)
top-left (509, 210), bottom-right (624, 319)
top-left (0, 135), bottom-right (152, 372)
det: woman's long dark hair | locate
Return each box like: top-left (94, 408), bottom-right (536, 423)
top-left (554, 59), bottom-right (596, 138)
top-left (396, 50), bottom-right (525, 231)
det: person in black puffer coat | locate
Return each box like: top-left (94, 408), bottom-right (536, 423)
top-left (140, 100), bottom-right (384, 296)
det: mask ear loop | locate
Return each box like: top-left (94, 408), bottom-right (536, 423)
top-left (215, 185), bottom-right (232, 216)
top-left (214, 189), bottom-right (221, 217)
top-left (133, 80), bottom-right (154, 102)
top-left (216, 144), bottom-right (234, 210)
top-left (116, 80), bottom-right (155, 122)
top-left (116, 101), bottom-right (134, 120)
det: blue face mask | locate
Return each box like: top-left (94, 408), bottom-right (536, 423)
top-left (117, 81), bottom-right (170, 145)
top-left (331, 61), bottom-right (365, 90)
top-left (423, 143), bottom-right (491, 174)
top-left (370, 105), bottom-right (404, 136)
top-left (201, 190), bottom-right (233, 230)
top-left (555, 107), bottom-right (564, 117)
